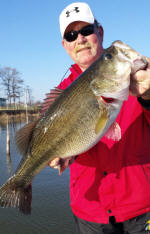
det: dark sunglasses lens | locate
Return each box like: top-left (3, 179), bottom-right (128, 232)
top-left (81, 25), bottom-right (94, 36)
top-left (64, 25), bottom-right (95, 42)
top-left (64, 31), bottom-right (78, 42)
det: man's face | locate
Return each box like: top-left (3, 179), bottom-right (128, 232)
top-left (62, 21), bottom-right (103, 71)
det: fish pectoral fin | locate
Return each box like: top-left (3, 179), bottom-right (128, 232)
top-left (15, 121), bottom-right (38, 155)
top-left (95, 111), bottom-right (108, 134)
top-left (104, 122), bottom-right (121, 141)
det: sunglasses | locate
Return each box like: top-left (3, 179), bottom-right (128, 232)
top-left (64, 24), bottom-right (95, 42)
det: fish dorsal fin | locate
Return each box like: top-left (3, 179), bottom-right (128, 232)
top-left (104, 122), bottom-right (121, 141)
top-left (95, 110), bottom-right (108, 134)
top-left (45, 87), bottom-right (63, 107)
top-left (41, 87), bottom-right (63, 115)
top-left (15, 121), bottom-right (37, 155)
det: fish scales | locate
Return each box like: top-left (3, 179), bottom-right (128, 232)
top-left (9, 70), bottom-right (98, 190)
top-left (31, 72), bottom-right (98, 154)
top-left (16, 70), bottom-right (101, 182)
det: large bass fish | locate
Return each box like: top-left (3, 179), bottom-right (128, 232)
top-left (0, 41), bottom-right (147, 214)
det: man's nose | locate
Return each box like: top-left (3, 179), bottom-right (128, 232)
top-left (76, 33), bottom-right (87, 43)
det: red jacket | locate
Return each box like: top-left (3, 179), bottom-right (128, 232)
top-left (43, 64), bottom-right (150, 224)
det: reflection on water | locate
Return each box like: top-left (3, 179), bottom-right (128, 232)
top-left (6, 152), bottom-right (11, 175)
top-left (0, 121), bottom-right (75, 234)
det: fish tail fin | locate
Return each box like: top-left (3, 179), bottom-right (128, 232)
top-left (0, 177), bottom-right (32, 214)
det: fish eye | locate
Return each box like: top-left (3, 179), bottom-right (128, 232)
top-left (104, 53), bottom-right (112, 60)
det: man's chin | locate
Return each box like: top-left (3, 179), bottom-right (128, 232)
top-left (76, 51), bottom-right (93, 62)
top-left (76, 56), bottom-right (96, 67)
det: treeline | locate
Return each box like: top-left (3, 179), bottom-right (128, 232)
top-left (0, 66), bottom-right (33, 106)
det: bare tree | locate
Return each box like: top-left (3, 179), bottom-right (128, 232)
top-left (11, 68), bottom-right (23, 106)
top-left (0, 67), bottom-right (12, 105)
top-left (0, 67), bottom-right (24, 106)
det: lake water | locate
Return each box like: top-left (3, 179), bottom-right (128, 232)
top-left (0, 122), bottom-right (76, 234)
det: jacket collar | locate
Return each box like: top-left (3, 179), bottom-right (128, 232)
top-left (70, 64), bottom-right (82, 81)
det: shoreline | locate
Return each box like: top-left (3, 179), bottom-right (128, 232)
top-left (0, 112), bottom-right (40, 125)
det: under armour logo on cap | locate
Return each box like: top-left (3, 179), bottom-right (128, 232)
top-left (59, 2), bottom-right (95, 37)
top-left (66, 7), bottom-right (80, 17)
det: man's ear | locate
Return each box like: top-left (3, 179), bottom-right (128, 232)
top-left (62, 39), bottom-right (66, 49)
top-left (62, 39), bottom-right (70, 54)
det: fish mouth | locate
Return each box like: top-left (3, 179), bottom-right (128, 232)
top-left (101, 96), bottom-right (115, 103)
top-left (131, 57), bottom-right (148, 74)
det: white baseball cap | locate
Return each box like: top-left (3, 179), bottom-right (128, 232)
top-left (59, 2), bottom-right (95, 37)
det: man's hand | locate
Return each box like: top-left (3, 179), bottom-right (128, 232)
top-left (130, 57), bottom-right (150, 100)
top-left (48, 156), bottom-right (75, 175)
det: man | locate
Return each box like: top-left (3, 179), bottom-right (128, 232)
top-left (42, 2), bottom-right (150, 234)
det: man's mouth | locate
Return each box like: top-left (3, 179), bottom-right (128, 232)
top-left (77, 47), bottom-right (91, 53)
